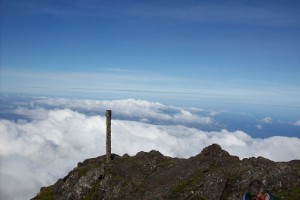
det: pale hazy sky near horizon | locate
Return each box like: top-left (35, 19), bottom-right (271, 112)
top-left (1, 0), bottom-right (300, 110)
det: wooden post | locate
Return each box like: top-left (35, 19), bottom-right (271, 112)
top-left (106, 110), bottom-right (112, 163)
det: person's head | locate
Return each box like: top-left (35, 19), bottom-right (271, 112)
top-left (247, 180), bottom-right (268, 200)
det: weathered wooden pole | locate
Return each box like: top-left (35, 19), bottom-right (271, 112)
top-left (106, 110), bottom-right (112, 163)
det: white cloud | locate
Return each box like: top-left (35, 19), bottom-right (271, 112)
top-left (12, 106), bottom-right (49, 120)
top-left (209, 111), bottom-right (221, 116)
top-left (256, 124), bottom-right (263, 129)
top-left (293, 120), bottom-right (300, 126)
top-left (0, 109), bottom-right (104, 200)
top-left (18, 97), bottom-right (214, 126)
top-left (1, 98), bottom-right (300, 200)
top-left (261, 117), bottom-right (273, 123)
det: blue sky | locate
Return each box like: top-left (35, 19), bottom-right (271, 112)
top-left (1, 0), bottom-right (300, 111)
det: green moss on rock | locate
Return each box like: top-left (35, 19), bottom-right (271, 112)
top-left (274, 187), bottom-right (300, 200)
top-left (34, 186), bottom-right (54, 200)
top-left (174, 171), bottom-right (204, 193)
top-left (77, 162), bottom-right (102, 178)
top-left (83, 181), bottom-right (101, 200)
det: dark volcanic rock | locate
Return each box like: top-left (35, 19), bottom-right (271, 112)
top-left (32, 144), bottom-right (300, 200)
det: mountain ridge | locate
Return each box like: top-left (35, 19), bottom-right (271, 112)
top-left (32, 144), bottom-right (300, 200)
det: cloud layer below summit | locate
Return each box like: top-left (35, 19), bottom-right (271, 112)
top-left (1, 97), bottom-right (300, 200)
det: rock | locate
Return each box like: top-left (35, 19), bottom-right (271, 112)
top-left (200, 143), bottom-right (230, 157)
top-left (32, 144), bottom-right (300, 200)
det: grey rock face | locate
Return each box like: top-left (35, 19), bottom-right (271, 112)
top-left (32, 144), bottom-right (300, 200)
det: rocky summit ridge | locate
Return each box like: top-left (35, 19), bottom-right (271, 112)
top-left (33, 144), bottom-right (300, 200)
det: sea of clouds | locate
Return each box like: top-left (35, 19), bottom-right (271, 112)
top-left (1, 97), bottom-right (300, 200)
